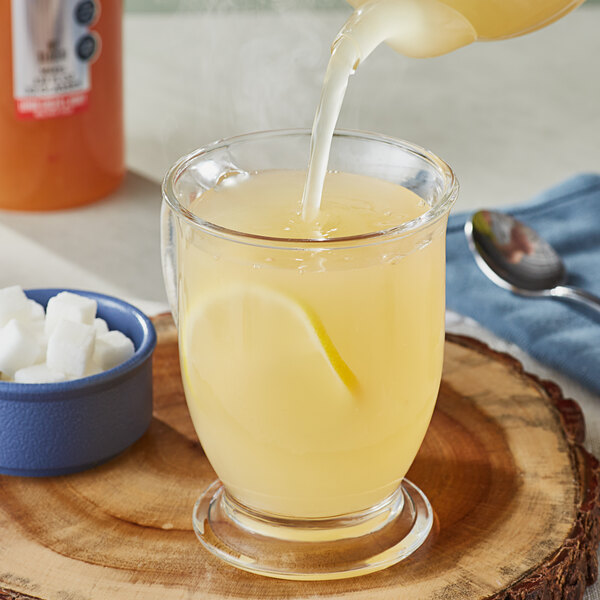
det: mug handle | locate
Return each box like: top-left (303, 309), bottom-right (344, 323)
top-left (160, 200), bottom-right (179, 327)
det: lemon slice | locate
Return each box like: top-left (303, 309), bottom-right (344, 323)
top-left (181, 283), bottom-right (359, 396)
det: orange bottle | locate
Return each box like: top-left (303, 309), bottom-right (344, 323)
top-left (0, 0), bottom-right (124, 211)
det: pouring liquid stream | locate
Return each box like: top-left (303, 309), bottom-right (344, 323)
top-left (300, 0), bottom-right (585, 222)
top-left (300, 0), bottom-right (477, 223)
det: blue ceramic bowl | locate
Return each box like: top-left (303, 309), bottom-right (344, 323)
top-left (0, 289), bottom-right (157, 477)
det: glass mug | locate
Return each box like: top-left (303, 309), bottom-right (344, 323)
top-left (161, 130), bottom-right (457, 580)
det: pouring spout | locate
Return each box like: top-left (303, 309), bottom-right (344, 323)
top-left (342, 0), bottom-right (477, 60)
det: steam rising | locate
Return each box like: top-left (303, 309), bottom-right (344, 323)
top-left (127, 3), bottom-right (352, 177)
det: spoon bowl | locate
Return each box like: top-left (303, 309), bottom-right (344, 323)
top-left (465, 210), bottom-right (600, 313)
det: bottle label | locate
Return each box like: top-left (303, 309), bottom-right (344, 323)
top-left (11, 0), bottom-right (101, 120)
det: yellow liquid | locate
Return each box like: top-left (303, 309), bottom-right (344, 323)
top-left (179, 170), bottom-right (446, 518)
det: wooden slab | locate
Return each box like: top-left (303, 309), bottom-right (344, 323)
top-left (0, 315), bottom-right (598, 600)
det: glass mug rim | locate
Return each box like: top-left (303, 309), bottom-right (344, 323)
top-left (161, 128), bottom-right (458, 250)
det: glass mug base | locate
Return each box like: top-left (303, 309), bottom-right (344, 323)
top-left (192, 479), bottom-right (433, 580)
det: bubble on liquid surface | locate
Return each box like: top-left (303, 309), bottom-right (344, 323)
top-left (188, 156), bottom-right (249, 191)
top-left (215, 169), bottom-right (250, 189)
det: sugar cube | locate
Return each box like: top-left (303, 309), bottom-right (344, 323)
top-left (24, 318), bottom-right (48, 362)
top-left (0, 286), bottom-right (30, 328)
top-left (0, 318), bottom-right (43, 378)
top-left (14, 364), bottom-right (67, 384)
top-left (84, 361), bottom-right (103, 378)
top-left (45, 292), bottom-right (97, 336)
top-left (47, 320), bottom-right (96, 378)
top-left (26, 317), bottom-right (46, 340)
top-left (0, 288), bottom-right (137, 383)
top-left (27, 299), bottom-right (45, 322)
top-left (93, 318), bottom-right (109, 336)
top-left (93, 330), bottom-right (135, 371)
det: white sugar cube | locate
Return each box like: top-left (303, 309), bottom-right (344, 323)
top-left (45, 292), bottom-right (97, 336)
top-left (93, 318), bottom-right (109, 336)
top-left (84, 360), bottom-right (103, 378)
top-left (0, 289), bottom-right (137, 383)
top-left (14, 364), bottom-right (67, 384)
top-left (23, 319), bottom-right (47, 363)
top-left (93, 330), bottom-right (135, 371)
top-left (18, 301), bottom-right (47, 352)
top-left (27, 299), bottom-right (46, 322)
top-left (0, 318), bottom-right (43, 378)
top-left (26, 317), bottom-right (46, 340)
top-left (47, 320), bottom-right (95, 378)
top-left (0, 286), bottom-right (30, 328)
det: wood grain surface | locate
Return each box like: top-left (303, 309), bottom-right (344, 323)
top-left (0, 314), bottom-right (598, 600)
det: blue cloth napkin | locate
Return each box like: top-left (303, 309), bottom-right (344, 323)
top-left (446, 173), bottom-right (600, 395)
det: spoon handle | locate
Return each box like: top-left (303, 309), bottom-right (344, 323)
top-left (551, 286), bottom-right (600, 315)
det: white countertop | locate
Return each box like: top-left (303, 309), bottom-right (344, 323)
top-left (1, 6), bottom-right (599, 596)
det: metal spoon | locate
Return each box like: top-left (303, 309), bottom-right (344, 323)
top-left (465, 210), bottom-right (600, 314)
